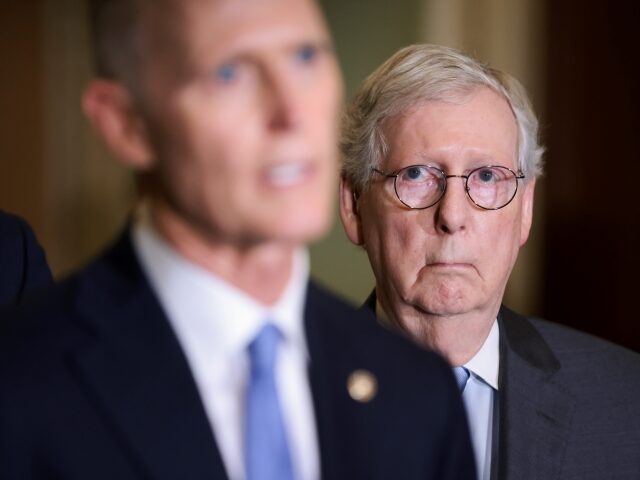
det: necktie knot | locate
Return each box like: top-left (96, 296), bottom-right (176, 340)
top-left (453, 366), bottom-right (470, 393)
top-left (248, 323), bottom-right (281, 376)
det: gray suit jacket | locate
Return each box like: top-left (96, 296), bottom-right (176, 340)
top-left (363, 293), bottom-right (640, 479)
top-left (498, 305), bottom-right (640, 480)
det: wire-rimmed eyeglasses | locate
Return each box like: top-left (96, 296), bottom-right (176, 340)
top-left (371, 164), bottom-right (525, 210)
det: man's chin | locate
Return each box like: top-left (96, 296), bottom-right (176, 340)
top-left (277, 210), bottom-right (334, 243)
top-left (409, 286), bottom-right (472, 317)
top-left (278, 226), bottom-right (331, 247)
top-left (249, 217), bottom-right (333, 247)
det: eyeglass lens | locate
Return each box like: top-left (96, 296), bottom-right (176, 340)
top-left (394, 165), bottom-right (519, 210)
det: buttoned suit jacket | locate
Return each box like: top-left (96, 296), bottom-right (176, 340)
top-left (0, 231), bottom-right (476, 480)
top-left (0, 211), bottom-right (52, 305)
top-left (364, 292), bottom-right (640, 480)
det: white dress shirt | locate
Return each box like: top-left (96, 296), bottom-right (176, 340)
top-left (461, 320), bottom-right (500, 480)
top-left (132, 220), bottom-right (320, 480)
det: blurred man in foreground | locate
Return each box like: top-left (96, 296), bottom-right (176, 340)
top-left (340, 44), bottom-right (640, 480)
top-left (0, 4), bottom-right (474, 479)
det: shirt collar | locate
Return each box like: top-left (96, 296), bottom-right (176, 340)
top-left (376, 298), bottom-right (499, 389)
top-left (131, 215), bottom-right (310, 365)
top-left (464, 319), bottom-right (500, 390)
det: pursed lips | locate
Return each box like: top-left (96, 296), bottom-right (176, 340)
top-left (428, 262), bottom-right (472, 269)
top-left (425, 260), bottom-right (478, 274)
top-left (425, 260), bottom-right (482, 277)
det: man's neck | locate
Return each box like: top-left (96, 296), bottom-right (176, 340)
top-left (148, 203), bottom-right (296, 306)
top-left (380, 297), bottom-right (498, 366)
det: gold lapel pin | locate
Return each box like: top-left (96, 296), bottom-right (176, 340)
top-left (347, 369), bottom-right (378, 403)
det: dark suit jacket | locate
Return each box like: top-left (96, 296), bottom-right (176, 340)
top-left (497, 306), bottom-right (640, 480)
top-left (363, 292), bottom-right (640, 479)
top-left (0, 211), bottom-right (52, 305)
top-left (0, 231), bottom-right (476, 480)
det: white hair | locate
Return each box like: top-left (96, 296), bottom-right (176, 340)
top-left (341, 44), bottom-right (544, 191)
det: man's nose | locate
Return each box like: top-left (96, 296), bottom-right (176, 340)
top-left (434, 176), bottom-right (470, 234)
top-left (265, 69), bottom-right (302, 132)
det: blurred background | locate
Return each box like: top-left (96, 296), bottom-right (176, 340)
top-left (2, 0), bottom-right (638, 351)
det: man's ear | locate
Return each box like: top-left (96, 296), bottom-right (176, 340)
top-left (519, 177), bottom-right (536, 246)
top-left (339, 176), bottom-right (364, 246)
top-left (82, 79), bottom-right (154, 170)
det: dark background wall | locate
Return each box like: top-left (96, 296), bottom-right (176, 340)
top-left (543, 0), bottom-right (640, 351)
top-left (0, 3), bottom-right (45, 232)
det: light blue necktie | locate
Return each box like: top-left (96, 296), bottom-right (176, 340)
top-left (245, 323), bottom-right (295, 480)
top-left (453, 366), bottom-right (470, 393)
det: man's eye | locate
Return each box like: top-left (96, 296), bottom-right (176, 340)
top-left (215, 63), bottom-right (237, 83)
top-left (296, 45), bottom-right (318, 64)
top-left (402, 166), bottom-right (432, 182)
top-left (406, 167), bottom-right (423, 180)
top-left (476, 168), bottom-right (496, 183)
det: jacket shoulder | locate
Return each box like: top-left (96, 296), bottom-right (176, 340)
top-left (0, 231), bottom-right (142, 371)
top-left (529, 317), bottom-right (640, 378)
top-left (0, 212), bottom-right (52, 304)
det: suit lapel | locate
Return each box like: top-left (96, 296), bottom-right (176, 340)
top-left (70, 232), bottom-right (228, 479)
top-left (304, 282), bottom-right (349, 479)
top-left (497, 307), bottom-right (575, 480)
top-left (305, 282), bottom-right (389, 479)
top-left (306, 283), bottom-right (446, 480)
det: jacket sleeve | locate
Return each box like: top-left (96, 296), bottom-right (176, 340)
top-left (0, 212), bottom-right (53, 305)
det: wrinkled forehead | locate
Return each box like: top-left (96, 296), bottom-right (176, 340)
top-left (381, 86), bottom-right (519, 165)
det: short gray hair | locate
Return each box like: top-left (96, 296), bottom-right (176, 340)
top-left (341, 44), bottom-right (544, 192)
top-left (88, 0), bottom-right (183, 100)
top-left (88, 0), bottom-right (142, 88)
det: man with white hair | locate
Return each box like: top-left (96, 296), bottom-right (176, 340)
top-left (339, 44), bottom-right (640, 480)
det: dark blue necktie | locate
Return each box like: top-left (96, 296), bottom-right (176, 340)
top-left (453, 366), bottom-right (470, 393)
top-left (245, 323), bottom-right (295, 480)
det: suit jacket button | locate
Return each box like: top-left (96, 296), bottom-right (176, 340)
top-left (347, 369), bottom-right (378, 402)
